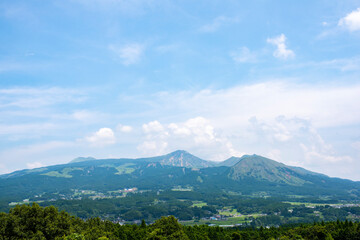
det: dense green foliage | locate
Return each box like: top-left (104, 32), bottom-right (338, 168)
top-left (34, 192), bottom-right (358, 225)
top-left (1, 190), bottom-right (359, 226)
top-left (1, 204), bottom-right (360, 240)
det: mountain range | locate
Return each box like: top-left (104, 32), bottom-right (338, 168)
top-left (1, 150), bottom-right (359, 207)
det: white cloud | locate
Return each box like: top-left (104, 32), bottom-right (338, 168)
top-left (70, 110), bottom-right (110, 124)
top-left (267, 34), bottom-right (295, 60)
top-left (138, 117), bottom-right (244, 160)
top-left (26, 161), bottom-right (44, 169)
top-left (85, 128), bottom-right (116, 146)
top-left (155, 81), bottom-right (360, 129)
top-left (230, 47), bottom-right (257, 63)
top-left (109, 44), bottom-right (144, 65)
top-left (241, 116), bottom-right (354, 179)
top-left (267, 149), bottom-right (282, 161)
top-left (200, 16), bottom-right (239, 33)
top-left (181, 117), bottom-right (215, 144)
top-left (117, 124), bottom-right (133, 133)
top-left (137, 140), bottom-right (168, 154)
top-left (338, 8), bottom-right (360, 31)
top-left (168, 123), bottom-right (191, 136)
top-left (301, 143), bottom-right (352, 164)
top-left (142, 120), bottom-right (165, 133)
top-left (248, 116), bottom-right (351, 164)
top-left (72, 110), bottom-right (102, 122)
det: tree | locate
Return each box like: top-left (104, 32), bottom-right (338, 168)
top-left (148, 216), bottom-right (189, 240)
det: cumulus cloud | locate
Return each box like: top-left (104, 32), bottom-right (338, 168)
top-left (137, 140), bottom-right (168, 154)
top-left (138, 117), bottom-right (244, 160)
top-left (230, 47), bottom-right (257, 63)
top-left (155, 81), bottom-right (360, 129)
top-left (338, 8), bottom-right (360, 31)
top-left (142, 120), bottom-right (165, 133)
top-left (109, 44), bottom-right (144, 65)
top-left (247, 116), bottom-right (352, 165)
top-left (200, 16), bottom-right (239, 33)
top-left (170, 117), bottom-right (215, 144)
top-left (26, 161), bottom-right (44, 169)
top-left (267, 34), bottom-right (295, 60)
top-left (228, 115), bottom-right (355, 179)
top-left (300, 144), bottom-right (352, 164)
top-left (138, 121), bottom-right (169, 155)
top-left (85, 128), bottom-right (116, 146)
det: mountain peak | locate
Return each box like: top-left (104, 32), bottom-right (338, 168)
top-left (168, 150), bottom-right (190, 155)
top-left (218, 154), bottom-right (260, 167)
top-left (151, 150), bottom-right (215, 168)
top-left (228, 155), bottom-right (310, 185)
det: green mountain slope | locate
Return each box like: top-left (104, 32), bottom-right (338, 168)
top-left (69, 156), bottom-right (96, 163)
top-left (0, 151), bottom-right (359, 207)
top-left (218, 156), bottom-right (242, 167)
top-left (228, 155), bottom-right (310, 185)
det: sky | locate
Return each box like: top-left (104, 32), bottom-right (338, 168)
top-left (1, 0), bottom-right (360, 180)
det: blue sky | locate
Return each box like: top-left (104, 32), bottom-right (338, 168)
top-left (1, 0), bottom-right (360, 180)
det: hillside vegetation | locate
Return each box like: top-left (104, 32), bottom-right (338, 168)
top-left (1, 204), bottom-right (360, 239)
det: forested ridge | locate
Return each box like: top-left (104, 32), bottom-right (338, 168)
top-left (1, 204), bottom-right (360, 239)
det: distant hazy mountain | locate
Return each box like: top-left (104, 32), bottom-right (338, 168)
top-left (0, 150), bottom-right (359, 205)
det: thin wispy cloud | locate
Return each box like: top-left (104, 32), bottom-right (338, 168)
top-left (230, 47), bottom-right (257, 63)
top-left (199, 16), bottom-right (239, 33)
top-left (0, 87), bottom-right (85, 108)
top-left (109, 44), bottom-right (144, 65)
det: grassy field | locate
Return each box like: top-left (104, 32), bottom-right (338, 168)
top-left (284, 201), bottom-right (344, 207)
top-left (218, 207), bottom-right (240, 216)
top-left (181, 216), bottom-right (249, 226)
top-left (191, 201), bottom-right (207, 207)
top-left (115, 163), bottom-right (136, 175)
top-left (42, 167), bottom-right (83, 178)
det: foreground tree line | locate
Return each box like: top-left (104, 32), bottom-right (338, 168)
top-left (0, 204), bottom-right (360, 240)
